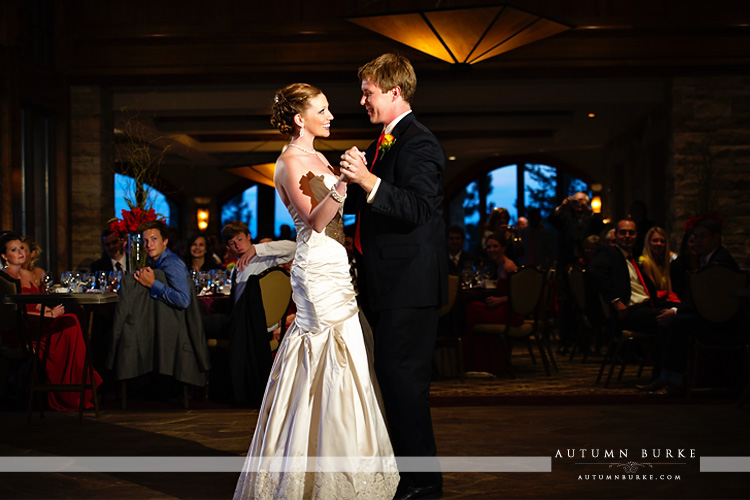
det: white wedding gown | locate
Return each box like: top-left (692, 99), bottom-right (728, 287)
top-left (234, 174), bottom-right (399, 500)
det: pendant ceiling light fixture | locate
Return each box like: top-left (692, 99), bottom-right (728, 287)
top-left (347, 4), bottom-right (572, 65)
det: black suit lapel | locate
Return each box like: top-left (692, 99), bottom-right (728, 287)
top-left (371, 113), bottom-right (415, 177)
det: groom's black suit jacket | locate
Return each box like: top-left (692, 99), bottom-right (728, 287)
top-left (345, 112), bottom-right (448, 311)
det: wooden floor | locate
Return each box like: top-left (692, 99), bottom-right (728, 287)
top-left (2, 349), bottom-right (749, 499)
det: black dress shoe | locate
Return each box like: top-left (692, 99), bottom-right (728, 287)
top-left (635, 379), bottom-right (666, 392)
top-left (393, 483), bottom-right (443, 500)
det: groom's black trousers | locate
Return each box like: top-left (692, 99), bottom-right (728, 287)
top-left (370, 305), bottom-right (442, 489)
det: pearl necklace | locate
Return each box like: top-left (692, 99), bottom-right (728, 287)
top-left (288, 143), bottom-right (318, 155)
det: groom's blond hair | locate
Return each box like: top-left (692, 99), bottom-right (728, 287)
top-left (358, 53), bottom-right (417, 104)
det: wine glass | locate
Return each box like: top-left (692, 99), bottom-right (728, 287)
top-left (198, 272), bottom-right (209, 295)
top-left (107, 270), bottom-right (122, 292)
top-left (82, 272), bottom-right (96, 291)
top-left (60, 271), bottom-right (71, 291)
top-left (459, 265), bottom-right (475, 289)
top-left (68, 272), bottom-right (81, 293)
top-left (42, 273), bottom-right (53, 293)
top-left (96, 271), bottom-right (107, 290)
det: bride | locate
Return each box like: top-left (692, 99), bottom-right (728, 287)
top-left (233, 83), bottom-right (399, 500)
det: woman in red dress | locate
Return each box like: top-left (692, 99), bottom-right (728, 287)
top-left (1, 232), bottom-right (102, 411)
top-left (463, 232), bottom-right (524, 375)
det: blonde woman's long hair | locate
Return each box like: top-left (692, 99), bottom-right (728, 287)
top-left (641, 226), bottom-right (671, 291)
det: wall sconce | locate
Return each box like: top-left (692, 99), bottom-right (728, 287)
top-left (591, 196), bottom-right (602, 214)
top-left (197, 208), bottom-right (209, 231)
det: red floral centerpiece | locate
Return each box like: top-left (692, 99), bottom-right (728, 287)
top-left (108, 207), bottom-right (165, 270)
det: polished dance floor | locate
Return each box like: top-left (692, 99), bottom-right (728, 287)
top-left (1, 348), bottom-right (748, 499)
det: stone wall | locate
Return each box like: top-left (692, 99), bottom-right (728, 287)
top-left (69, 86), bottom-right (114, 270)
top-left (671, 76), bottom-right (750, 267)
top-left (600, 103), bottom-right (671, 230)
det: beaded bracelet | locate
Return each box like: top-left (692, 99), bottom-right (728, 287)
top-left (329, 185), bottom-right (346, 203)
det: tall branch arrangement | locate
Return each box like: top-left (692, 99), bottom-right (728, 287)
top-left (109, 107), bottom-right (170, 236)
top-left (115, 107), bottom-right (172, 210)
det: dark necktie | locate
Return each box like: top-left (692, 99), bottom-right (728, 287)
top-left (354, 132), bottom-right (386, 254)
top-left (115, 262), bottom-right (123, 272)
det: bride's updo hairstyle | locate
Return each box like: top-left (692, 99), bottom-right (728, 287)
top-left (270, 83), bottom-right (323, 136)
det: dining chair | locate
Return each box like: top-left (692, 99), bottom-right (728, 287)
top-left (111, 271), bottom-right (208, 410)
top-left (567, 267), bottom-right (604, 363)
top-left (258, 267), bottom-right (293, 346)
top-left (434, 274), bottom-right (464, 380)
top-left (472, 266), bottom-right (549, 378)
top-left (594, 295), bottom-right (653, 387)
top-left (204, 267), bottom-right (292, 401)
top-left (0, 271), bottom-right (32, 406)
top-left (685, 264), bottom-right (749, 399)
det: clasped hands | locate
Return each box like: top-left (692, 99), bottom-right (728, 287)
top-left (613, 299), bottom-right (676, 326)
top-left (37, 303), bottom-right (65, 318)
top-left (340, 147), bottom-right (378, 193)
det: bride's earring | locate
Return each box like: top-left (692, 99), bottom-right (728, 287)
top-left (299, 127), bottom-right (304, 139)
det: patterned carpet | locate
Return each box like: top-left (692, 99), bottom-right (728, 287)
top-left (428, 342), bottom-right (741, 405)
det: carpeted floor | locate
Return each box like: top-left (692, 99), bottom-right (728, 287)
top-left (1, 342), bottom-right (748, 499)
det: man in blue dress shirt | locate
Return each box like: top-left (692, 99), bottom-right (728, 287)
top-left (133, 220), bottom-right (191, 309)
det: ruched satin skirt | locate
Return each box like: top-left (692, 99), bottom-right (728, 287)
top-left (234, 201), bottom-right (399, 500)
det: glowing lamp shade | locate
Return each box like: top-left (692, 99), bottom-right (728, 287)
top-left (197, 208), bottom-right (210, 231)
top-left (591, 196), bottom-right (602, 214)
top-left (347, 5), bottom-right (572, 65)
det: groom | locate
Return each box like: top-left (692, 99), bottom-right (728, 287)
top-left (341, 53), bottom-right (448, 500)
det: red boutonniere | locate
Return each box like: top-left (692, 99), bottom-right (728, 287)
top-left (379, 134), bottom-right (395, 155)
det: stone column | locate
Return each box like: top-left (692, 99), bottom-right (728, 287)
top-left (69, 86), bottom-right (114, 270)
top-left (671, 76), bottom-right (750, 266)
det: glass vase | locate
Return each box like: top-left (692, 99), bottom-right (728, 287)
top-left (127, 233), bottom-right (146, 271)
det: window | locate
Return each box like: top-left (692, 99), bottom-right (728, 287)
top-left (274, 194), bottom-right (296, 239)
top-left (114, 173), bottom-right (171, 224)
top-left (221, 185), bottom-right (257, 237)
top-left (448, 163), bottom-right (589, 253)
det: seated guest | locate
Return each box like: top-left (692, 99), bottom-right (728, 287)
top-left (109, 221), bottom-right (208, 399)
top-left (575, 234), bottom-right (600, 270)
top-left (693, 217), bottom-right (739, 270)
top-left (447, 225), bottom-right (474, 275)
top-left (133, 220), bottom-right (191, 309)
top-left (202, 221), bottom-right (296, 405)
top-left (222, 221), bottom-right (296, 302)
top-left (639, 227), bottom-right (679, 303)
top-left (603, 227), bottom-right (616, 247)
top-left (463, 232), bottom-right (524, 375)
top-left (183, 233), bottom-right (222, 272)
top-left (20, 236), bottom-right (46, 288)
top-left (518, 208), bottom-right (555, 269)
top-left (91, 228), bottom-right (127, 273)
top-left (588, 219), bottom-right (686, 394)
top-left (0, 231), bottom-right (102, 411)
top-left (670, 227), bottom-right (699, 302)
